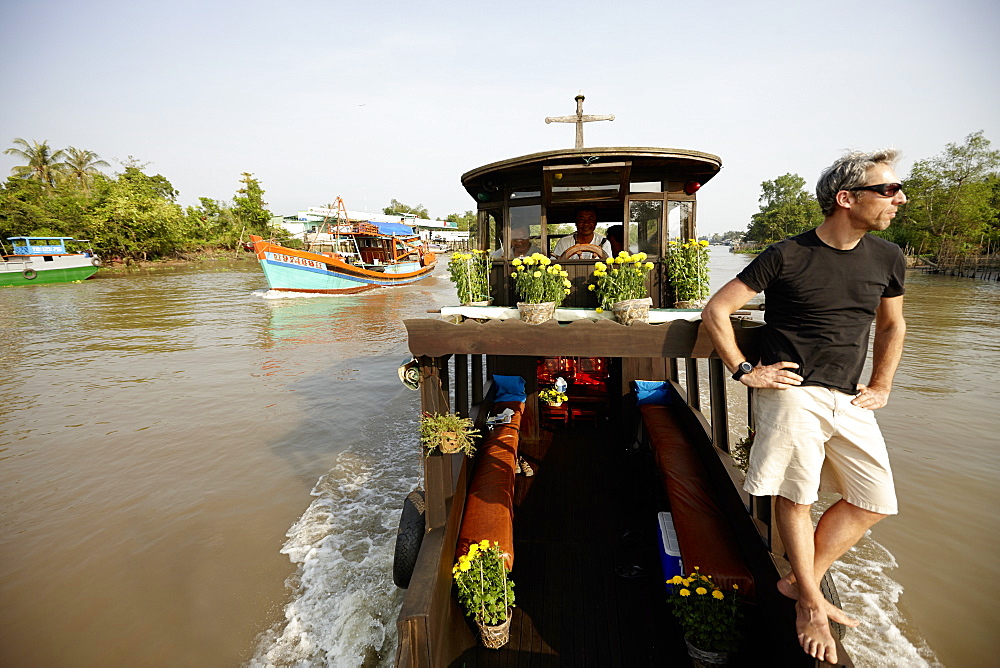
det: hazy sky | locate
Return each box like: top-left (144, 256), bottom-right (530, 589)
top-left (2, 0), bottom-right (998, 234)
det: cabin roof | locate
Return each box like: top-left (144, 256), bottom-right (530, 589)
top-left (461, 146), bottom-right (722, 196)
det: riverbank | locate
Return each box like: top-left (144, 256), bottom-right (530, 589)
top-left (97, 248), bottom-right (255, 272)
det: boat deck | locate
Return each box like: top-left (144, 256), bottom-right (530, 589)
top-left (450, 415), bottom-right (815, 667)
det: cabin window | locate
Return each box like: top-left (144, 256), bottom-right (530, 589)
top-left (629, 200), bottom-right (663, 257)
top-left (667, 200), bottom-right (694, 241)
top-left (503, 205), bottom-right (541, 258)
top-left (542, 162), bottom-right (631, 206)
top-left (510, 189), bottom-right (541, 199)
top-left (629, 181), bottom-right (661, 193)
top-left (482, 209), bottom-right (503, 255)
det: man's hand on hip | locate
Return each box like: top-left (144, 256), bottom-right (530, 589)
top-left (852, 384), bottom-right (890, 410)
top-left (741, 362), bottom-right (803, 389)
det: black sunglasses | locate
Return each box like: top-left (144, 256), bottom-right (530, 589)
top-left (849, 183), bottom-right (903, 197)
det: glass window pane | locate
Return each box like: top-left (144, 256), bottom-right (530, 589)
top-left (484, 210), bottom-right (502, 254)
top-left (504, 205), bottom-right (541, 258)
top-left (666, 201), bottom-right (693, 241)
top-left (629, 181), bottom-right (660, 193)
top-left (629, 200), bottom-right (663, 257)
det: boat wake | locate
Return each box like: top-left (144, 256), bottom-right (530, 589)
top-left (821, 506), bottom-right (943, 667)
top-left (246, 391), bottom-right (420, 668)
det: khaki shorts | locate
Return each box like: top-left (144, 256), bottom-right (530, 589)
top-left (744, 385), bottom-right (898, 515)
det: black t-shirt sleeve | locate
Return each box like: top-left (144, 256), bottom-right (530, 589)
top-left (882, 245), bottom-right (906, 298)
top-left (736, 243), bottom-right (782, 294)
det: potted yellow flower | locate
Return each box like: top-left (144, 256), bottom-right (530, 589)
top-left (419, 412), bottom-right (479, 456)
top-left (539, 387), bottom-right (568, 407)
top-left (667, 567), bottom-right (743, 665)
top-left (453, 540), bottom-right (516, 649)
top-left (511, 253), bottom-right (571, 324)
top-left (587, 251), bottom-right (655, 324)
top-left (666, 239), bottom-right (711, 308)
top-left (447, 249), bottom-right (491, 305)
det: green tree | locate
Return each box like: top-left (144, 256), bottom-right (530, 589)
top-left (87, 167), bottom-right (188, 261)
top-left (4, 138), bottom-right (67, 187)
top-left (384, 198), bottom-right (429, 219)
top-left (745, 173), bottom-right (822, 244)
top-left (61, 147), bottom-right (110, 195)
top-left (445, 210), bottom-right (476, 231)
top-left (889, 131), bottom-right (1000, 256)
top-left (232, 172), bottom-right (273, 237)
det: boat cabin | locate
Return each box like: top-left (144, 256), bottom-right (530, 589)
top-left (6, 236), bottom-right (83, 258)
top-left (393, 118), bottom-right (851, 666)
top-left (462, 146), bottom-right (721, 307)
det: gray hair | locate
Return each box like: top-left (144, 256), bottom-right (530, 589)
top-left (816, 149), bottom-right (900, 216)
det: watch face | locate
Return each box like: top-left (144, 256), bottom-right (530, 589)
top-left (739, 362), bottom-right (753, 374)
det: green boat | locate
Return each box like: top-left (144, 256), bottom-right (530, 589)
top-left (1, 237), bottom-right (101, 287)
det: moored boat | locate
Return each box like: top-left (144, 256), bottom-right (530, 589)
top-left (1, 236), bottom-right (101, 287)
top-left (250, 197), bottom-right (436, 294)
top-left (391, 102), bottom-right (853, 666)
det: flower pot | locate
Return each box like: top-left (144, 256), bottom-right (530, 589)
top-left (684, 637), bottom-right (729, 666)
top-left (438, 432), bottom-right (462, 454)
top-left (463, 298), bottom-right (493, 307)
top-left (674, 300), bottom-right (694, 309)
top-left (477, 611), bottom-right (512, 649)
top-left (611, 297), bottom-right (652, 325)
top-left (517, 301), bottom-right (556, 325)
top-left (546, 401), bottom-right (564, 408)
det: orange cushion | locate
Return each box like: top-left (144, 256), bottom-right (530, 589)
top-left (456, 402), bottom-right (523, 570)
top-left (641, 404), bottom-right (755, 597)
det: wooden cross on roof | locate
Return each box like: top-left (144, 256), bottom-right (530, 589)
top-left (545, 92), bottom-right (615, 149)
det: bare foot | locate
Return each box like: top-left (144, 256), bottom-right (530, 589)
top-left (796, 599), bottom-right (839, 664)
top-left (778, 576), bottom-right (860, 627)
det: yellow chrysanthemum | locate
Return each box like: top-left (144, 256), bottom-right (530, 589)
top-left (459, 560), bottom-right (471, 571)
top-left (732, 584), bottom-right (739, 590)
top-left (700, 239), bottom-right (710, 246)
top-left (667, 575), bottom-right (684, 585)
top-left (479, 539), bottom-right (490, 549)
top-left (564, 288), bottom-right (570, 294)
top-left (512, 258), bottom-right (522, 266)
top-left (695, 587), bottom-right (708, 595)
top-left (644, 262), bottom-right (654, 269)
top-left (712, 590), bottom-right (724, 600)
top-left (636, 252), bottom-right (647, 261)
top-left (669, 240), bottom-right (678, 246)
top-left (560, 271), bottom-right (568, 277)
top-left (595, 307), bottom-right (603, 313)
top-left (533, 271), bottom-right (541, 278)
top-left (594, 262), bottom-right (607, 271)
top-left (588, 284), bottom-right (595, 291)
top-left (553, 264), bottom-right (562, 271)
top-left (679, 589), bottom-right (691, 597)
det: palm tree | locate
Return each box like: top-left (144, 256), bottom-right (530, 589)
top-left (4, 138), bottom-right (67, 187)
top-left (62, 146), bottom-right (110, 194)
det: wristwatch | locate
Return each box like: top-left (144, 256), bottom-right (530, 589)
top-left (731, 361), bottom-right (754, 381)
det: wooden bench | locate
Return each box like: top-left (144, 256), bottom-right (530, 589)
top-left (455, 401), bottom-right (524, 570)
top-left (640, 402), bottom-right (755, 598)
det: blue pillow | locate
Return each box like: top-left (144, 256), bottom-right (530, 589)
top-left (634, 380), bottom-right (671, 406)
top-left (493, 375), bottom-right (526, 402)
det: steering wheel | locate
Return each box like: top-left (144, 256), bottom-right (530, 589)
top-left (558, 243), bottom-right (607, 260)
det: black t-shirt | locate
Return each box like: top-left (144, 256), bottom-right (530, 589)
top-left (737, 229), bottom-right (906, 394)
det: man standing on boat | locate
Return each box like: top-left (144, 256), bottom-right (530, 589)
top-left (552, 206), bottom-right (612, 259)
top-left (702, 149), bottom-right (907, 664)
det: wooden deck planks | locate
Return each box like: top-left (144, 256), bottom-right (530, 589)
top-left (455, 423), bottom-right (689, 666)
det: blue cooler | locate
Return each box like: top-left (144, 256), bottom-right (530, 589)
top-left (657, 511), bottom-right (684, 588)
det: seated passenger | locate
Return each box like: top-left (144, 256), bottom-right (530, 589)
top-left (492, 225), bottom-right (540, 258)
top-left (552, 207), bottom-right (611, 259)
top-left (605, 225), bottom-right (624, 257)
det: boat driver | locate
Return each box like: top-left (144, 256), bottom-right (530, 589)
top-left (551, 207), bottom-right (611, 259)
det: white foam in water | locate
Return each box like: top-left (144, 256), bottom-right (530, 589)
top-left (252, 289), bottom-right (352, 300)
top-left (247, 393), bottom-right (420, 668)
top-left (822, 514), bottom-right (943, 667)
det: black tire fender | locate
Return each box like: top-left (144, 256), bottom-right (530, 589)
top-left (392, 489), bottom-right (426, 588)
top-left (23, 268), bottom-right (37, 280)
